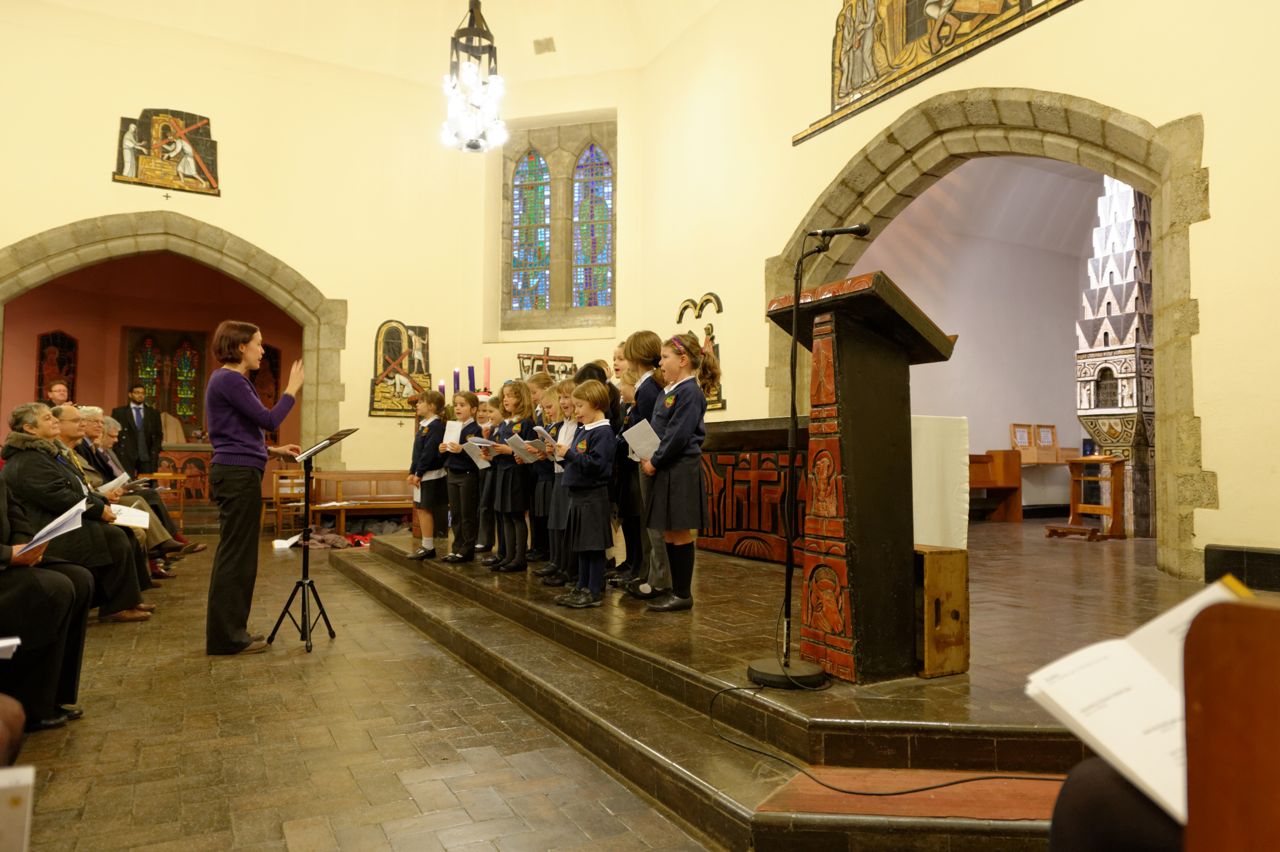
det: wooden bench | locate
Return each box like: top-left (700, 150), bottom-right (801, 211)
top-left (968, 449), bottom-right (1022, 522)
top-left (305, 470), bottom-right (414, 535)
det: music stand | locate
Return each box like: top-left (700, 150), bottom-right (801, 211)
top-left (268, 428), bottom-right (358, 652)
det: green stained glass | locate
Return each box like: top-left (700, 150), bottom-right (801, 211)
top-left (512, 150), bottom-right (551, 310)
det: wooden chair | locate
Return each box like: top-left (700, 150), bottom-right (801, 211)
top-left (146, 472), bottom-right (187, 533)
top-left (272, 467), bottom-right (307, 534)
top-left (1185, 599), bottom-right (1280, 849)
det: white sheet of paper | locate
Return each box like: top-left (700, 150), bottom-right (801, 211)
top-left (506, 434), bottom-right (539, 463)
top-left (25, 498), bottom-right (86, 549)
top-left (272, 533), bottom-right (302, 551)
top-left (461, 440), bottom-right (491, 470)
top-left (443, 421), bottom-right (462, 445)
top-left (110, 504), bottom-right (151, 530)
top-left (621, 419), bottom-right (660, 462)
top-left (534, 426), bottom-right (555, 446)
top-left (96, 472), bottom-right (129, 495)
top-left (0, 637), bottom-right (20, 660)
top-left (525, 438), bottom-right (545, 453)
top-left (468, 437), bottom-right (497, 447)
top-left (412, 484), bottom-right (421, 503)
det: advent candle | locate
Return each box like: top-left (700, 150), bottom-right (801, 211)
top-left (453, 368), bottom-right (460, 393)
top-left (438, 381), bottom-right (445, 396)
top-left (483, 356), bottom-right (490, 391)
top-left (467, 365), bottom-right (475, 391)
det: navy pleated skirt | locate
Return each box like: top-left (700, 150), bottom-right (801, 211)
top-left (565, 485), bottom-right (613, 551)
top-left (645, 456), bottom-right (706, 532)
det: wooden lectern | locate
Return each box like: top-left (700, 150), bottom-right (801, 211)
top-left (767, 271), bottom-right (955, 683)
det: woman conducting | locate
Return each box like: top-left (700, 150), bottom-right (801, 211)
top-left (205, 321), bottom-right (303, 656)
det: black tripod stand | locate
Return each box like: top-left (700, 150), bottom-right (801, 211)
top-left (269, 428), bottom-right (356, 652)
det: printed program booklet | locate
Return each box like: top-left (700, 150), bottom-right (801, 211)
top-left (1025, 576), bottom-right (1251, 824)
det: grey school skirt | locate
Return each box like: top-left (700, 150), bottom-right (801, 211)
top-left (645, 456), bottom-right (706, 532)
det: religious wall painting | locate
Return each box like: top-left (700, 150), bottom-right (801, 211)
top-left (675, 292), bottom-right (726, 410)
top-left (517, 347), bottom-right (577, 381)
top-left (112, 108), bottom-right (220, 196)
top-left (370, 320), bottom-right (430, 417)
top-left (36, 330), bottom-right (77, 401)
top-left (798, 0), bottom-right (1086, 143)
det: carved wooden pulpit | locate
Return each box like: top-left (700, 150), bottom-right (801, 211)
top-left (767, 271), bottom-right (955, 683)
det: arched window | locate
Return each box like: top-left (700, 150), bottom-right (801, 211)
top-left (511, 149), bottom-right (551, 311)
top-left (572, 144), bottom-right (614, 307)
top-left (1096, 367), bottom-right (1118, 408)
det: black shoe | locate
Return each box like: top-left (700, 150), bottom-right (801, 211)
top-left (495, 562), bottom-right (526, 573)
top-left (442, 553), bottom-right (463, 563)
top-left (481, 554), bottom-right (504, 567)
top-left (646, 593), bottom-right (693, 612)
top-left (566, 591), bottom-right (603, 609)
top-left (625, 579), bottom-right (665, 600)
top-left (26, 713), bottom-right (69, 732)
top-left (526, 550), bottom-right (546, 562)
top-left (541, 573), bottom-right (568, 587)
top-left (555, 588), bottom-right (586, 606)
top-left (533, 564), bottom-right (559, 577)
top-left (59, 705), bottom-right (84, 721)
top-left (409, 547), bottom-right (435, 561)
top-left (608, 568), bottom-right (637, 587)
top-left (474, 545), bottom-right (493, 553)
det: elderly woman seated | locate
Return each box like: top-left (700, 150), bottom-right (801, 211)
top-left (1, 403), bottom-right (153, 622)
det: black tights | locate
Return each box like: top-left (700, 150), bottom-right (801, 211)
top-left (665, 542), bottom-right (695, 599)
top-left (500, 512), bottom-right (527, 566)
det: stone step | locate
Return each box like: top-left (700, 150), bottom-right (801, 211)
top-left (330, 548), bottom-right (1055, 850)
top-left (362, 536), bottom-right (1083, 775)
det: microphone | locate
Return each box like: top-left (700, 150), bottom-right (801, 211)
top-left (807, 223), bottom-right (870, 238)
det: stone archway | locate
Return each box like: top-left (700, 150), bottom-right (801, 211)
top-left (0, 211), bottom-right (347, 462)
top-left (766, 88), bottom-right (1212, 579)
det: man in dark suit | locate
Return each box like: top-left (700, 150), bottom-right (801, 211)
top-left (112, 383), bottom-right (163, 475)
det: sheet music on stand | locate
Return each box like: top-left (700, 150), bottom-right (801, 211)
top-left (295, 429), bottom-right (359, 463)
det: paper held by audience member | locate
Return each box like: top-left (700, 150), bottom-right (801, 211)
top-left (0, 638), bottom-right (20, 660)
top-left (461, 441), bottom-right (491, 470)
top-left (109, 504), bottom-right (151, 530)
top-left (25, 498), bottom-right (87, 549)
top-left (622, 419), bottom-right (661, 462)
top-left (1025, 576), bottom-right (1249, 825)
top-left (506, 435), bottom-right (539, 463)
top-left (272, 533), bottom-right (302, 551)
top-left (443, 421), bottom-right (462, 446)
top-left (96, 473), bottom-right (129, 495)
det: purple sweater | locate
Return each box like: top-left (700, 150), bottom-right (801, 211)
top-left (205, 368), bottom-right (295, 469)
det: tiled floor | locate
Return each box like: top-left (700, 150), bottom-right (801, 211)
top-left (20, 541), bottom-right (709, 851)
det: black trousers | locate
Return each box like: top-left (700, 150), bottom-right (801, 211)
top-left (207, 464), bottom-right (263, 654)
top-left (446, 470), bottom-right (479, 556)
top-left (1049, 757), bottom-right (1181, 852)
top-left (95, 523), bottom-right (145, 615)
top-left (476, 468), bottom-right (496, 549)
top-left (0, 562), bottom-right (92, 723)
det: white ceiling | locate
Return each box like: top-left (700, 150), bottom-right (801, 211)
top-left (40, 0), bottom-right (723, 84)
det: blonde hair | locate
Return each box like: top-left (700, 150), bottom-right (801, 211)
top-left (553, 378), bottom-right (576, 397)
top-left (502, 381), bottom-right (535, 420)
top-left (572, 379), bottom-right (610, 413)
top-left (590, 359), bottom-right (610, 375)
top-left (665, 331), bottom-right (721, 396)
top-left (541, 394), bottom-right (562, 421)
top-left (618, 368), bottom-right (640, 387)
top-left (624, 330), bottom-right (662, 369)
top-left (526, 371), bottom-right (555, 392)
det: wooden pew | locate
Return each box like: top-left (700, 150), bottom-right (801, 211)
top-left (1185, 599), bottom-right (1280, 850)
top-left (306, 470), bottom-right (414, 535)
top-left (968, 449), bottom-right (1022, 522)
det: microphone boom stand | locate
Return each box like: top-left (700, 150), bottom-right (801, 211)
top-left (747, 235), bottom-right (832, 689)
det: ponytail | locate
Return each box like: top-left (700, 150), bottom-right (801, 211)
top-left (666, 331), bottom-right (720, 397)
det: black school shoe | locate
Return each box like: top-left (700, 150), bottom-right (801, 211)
top-left (409, 548), bottom-right (435, 561)
top-left (541, 572), bottom-right (568, 586)
top-left (555, 588), bottom-right (587, 606)
top-left (494, 562), bottom-right (526, 573)
top-left (481, 554), bottom-right (506, 567)
top-left (565, 590), bottom-right (603, 609)
top-left (646, 592), bottom-right (693, 612)
top-left (533, 563), bottom-right (559, 577)
top-left (624, 578), bottom-right (666, 600)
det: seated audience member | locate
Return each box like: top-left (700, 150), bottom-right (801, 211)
top-left (43, 379), bottom-right (71, 410)
top-left (1, 403), bottom-right (153, 622)
top-left (98, 415), bottom-right (201, 553)
top-left (0, 475), bottom-right (93, 731)
top-left (0, 694), bottom-right (23, 763)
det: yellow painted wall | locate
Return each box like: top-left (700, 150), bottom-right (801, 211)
top-left (1, 0), bottom-right (1276, 549)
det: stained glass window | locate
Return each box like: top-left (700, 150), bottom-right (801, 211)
top-left (133, 337), bottom-right (159, 404)
top-left (171, 341), bottom-right (199, 423)
top-left (511, 150), bottom-right (551, 310)
top-left (572, 144), bottom-right (614, 308)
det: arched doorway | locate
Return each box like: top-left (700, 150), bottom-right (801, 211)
top-left (0, 212), bottom-right (347, 462)
top-left (765, 88), bottom-right (1211, 578)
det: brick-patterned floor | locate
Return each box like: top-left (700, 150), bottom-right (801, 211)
top-left (20, 540), bottom-right (709, 851)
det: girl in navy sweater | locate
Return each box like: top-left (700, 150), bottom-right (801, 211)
top-left (482, 380), bottom-right (537, 573)
top-left (408, 390), bottom-right (448, 560)
top-left (537, 380), bottom-right (577, 588)
top-left (440, 390), bottom-right (483, 563)
top-left (622, 330), bottom-right (669, 600)
top-left (639, 332), bottom-right (719, 612)
top-left (553, 380), bottom-right (616, 609)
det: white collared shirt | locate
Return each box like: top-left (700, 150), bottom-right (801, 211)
top-left (554, 418), bottom-right (577, 474)
top-left (664, 375), bottom-right (695, 393)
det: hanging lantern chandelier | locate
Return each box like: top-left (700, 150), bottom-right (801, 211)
top-left (441, 0), bottom-right (508, 153)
